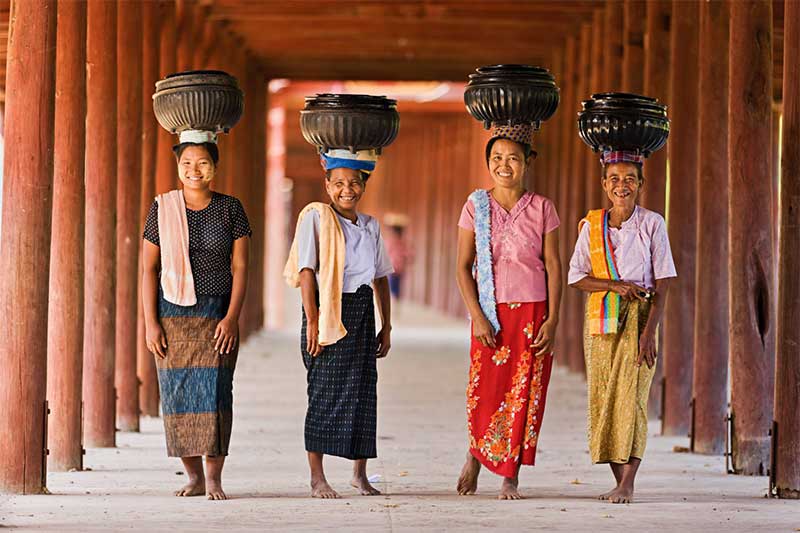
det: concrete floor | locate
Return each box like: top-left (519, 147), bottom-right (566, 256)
top-left (1, 297), bottom-right (797, 532)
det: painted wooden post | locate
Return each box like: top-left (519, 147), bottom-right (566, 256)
top-left (774, 0), bottom-right (800, 499)
top-left (46, 0), bottom-right (87, 472)
top-left (155, 0), bottom-right (177, 195)
top-left (558, 36), bottom-right (577, 373)
top-left (602, 1), bottom-right (624, 93)
top-left (0, 0), bottom-right (57, 494)
top-left (137, 0), bottom-right (162, 417)
top-left (691, 0), bottom-right (729, 456)
top-left (728, 0), bottom-right (774, 475)
top-left (641, 0), bottom-right (670, 214)
top-left (83, 0), bottom-right (118, 448)
top-left (622, 0), bottom-right (645, 93)
top-left (585, 10), bottom-right (603, 210)
top-left (661, 0), bottom-right (700, 437)
top-left (115, 0), bottom-right (143, 433)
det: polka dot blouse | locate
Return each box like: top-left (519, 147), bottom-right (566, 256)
top-left (143, 192), bottom-right (252, 296)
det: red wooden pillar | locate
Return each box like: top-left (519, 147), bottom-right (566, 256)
top-left (661, 0), bottom-right (700, 437)
top-left (774, 0), bottom-right (800, 498)
top-left (585, 10), bottom-right (603, 210)
top-left (641, 0), bottom-right (670, 214)
top-left (176, 0), bottom-right (194, 72)
top-left (728, 0), bottom-right (774, 475)
top-left (0, 0), bottom-right (57, 494)
top-left (137, 0), bottom-right (162, 418)
top-left (603, 1), bottom-right (624, 93)
top-left (642, 0), bottom-right (671, 420)
top-left (46, 0), bottom-right (87, 472)
top-left (691, 0), bottom-right (729, 456)
top-left (250, 70), bottom-right (268, 333)
top-left (622, 0), bottom-right (645, 93)
top-left (557, 36), bottom-right (577, 372)
top-left (84, 0), bottom-right (118, 448)
top-left (155, 1), bottom-right (177, 195)
top-left (115, 0), bottom-right (143, 433)
top-left (266, 89), bottom-right (288, 330)
top-left (566, 25), bottom-right (591, 375)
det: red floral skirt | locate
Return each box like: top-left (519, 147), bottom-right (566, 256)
top-left (466, 301), bottom-right (554, 477)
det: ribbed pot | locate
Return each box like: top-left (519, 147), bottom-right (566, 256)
top-left (578, 92), bottom-right (670, 156)
top-left (464, 64), bottom-right (560, 129)
top-left (153, 70), bottom-right (244, 134)
top-left (300, 94), bottom-right (399, 152)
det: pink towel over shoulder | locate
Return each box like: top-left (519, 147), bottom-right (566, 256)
top-left (156, 189), bottom-right (197, 306)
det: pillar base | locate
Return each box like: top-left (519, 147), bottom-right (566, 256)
top-left (732, 436), bottom-right (770, 476)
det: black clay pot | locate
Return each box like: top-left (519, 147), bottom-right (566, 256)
top-left (153, 70), bottom-right (244, 134)
top-left (578, 92), bottom-right (669, 156)
top-left (464, 64), bottom-right (560, 130)
top-left (300, 94), bottom-right (400, 153)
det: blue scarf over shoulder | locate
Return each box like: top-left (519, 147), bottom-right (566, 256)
top-left (468, 189), bottom-right (501, 334)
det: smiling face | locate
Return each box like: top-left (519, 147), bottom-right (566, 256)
top-left (177, 145), bottom-right (215, 190)
top-left (325, 167), bottom-right (365, 213)
top-left (488, 138), bottom-right (529, 190)
top-left (602, 162), bottom-right (642, 209)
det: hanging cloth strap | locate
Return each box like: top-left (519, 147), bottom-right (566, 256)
top-left (469, 189), bottom-right (501, 334)
top-left (581, 209), bottom-right (621, 335)
top-left (156, 189), bottom-right (197, 306)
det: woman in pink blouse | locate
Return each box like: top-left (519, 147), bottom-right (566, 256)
top-left (454, 123), bottom-right (562, 500)
top-left (568, 151), bottom-right (676, 504)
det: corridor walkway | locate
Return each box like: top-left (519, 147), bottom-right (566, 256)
top-left (1, 297), bottom-right (794, 531)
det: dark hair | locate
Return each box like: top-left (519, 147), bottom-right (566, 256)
top-left (325, 168), bottom-right (370, 183)
top-left (485, 137), bottom-right (536, 165)
top-left (172, 142), bottom-right (219, 165)
top-left (601, 162), bottom-right (645, 183)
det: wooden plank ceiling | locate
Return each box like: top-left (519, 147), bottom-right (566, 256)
top-left (201, 0), bottom-right (603, 81)
top-left (0, 1), bottom-right (788, 104)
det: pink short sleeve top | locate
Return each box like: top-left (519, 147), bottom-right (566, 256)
top-left (458, 191), bottom-right (560, 303)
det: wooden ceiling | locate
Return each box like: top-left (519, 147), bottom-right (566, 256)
top-left (201, 0), bottom-right (604, 81)
top-left (0, 1), bottom-right (788, 105)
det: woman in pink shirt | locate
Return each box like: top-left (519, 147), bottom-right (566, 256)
top-left (568, 150), bottom-right (676, 504)
top-left (454, 123), bottom-right (563, 500)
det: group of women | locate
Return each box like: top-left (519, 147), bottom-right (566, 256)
top-left (141, 96), bottom-right (676, 505)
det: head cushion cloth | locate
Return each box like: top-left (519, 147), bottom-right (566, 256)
top-left (489, 123), bottom-right (535, 146)
top-left (320, 148), bottom-right (379, 176)
top-left (600, 150), bottom-right (645, 165)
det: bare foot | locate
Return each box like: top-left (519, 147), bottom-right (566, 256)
top-left (603, 485), bottom-right (634, 504)
top-left (311, 477), bottom-right (340, 499)
top-left (498, 477), bottom-right (522, 500)
top-left (597, 486), bottom-right (619, 500)
top-left (206, 478), bottom-right (227, 500)
top-left (174, 478), bottom-right (205, 497)
top-left (457, 453), bottom-right (481, 495)
top-left (350, 476), bottom-right (381, 496)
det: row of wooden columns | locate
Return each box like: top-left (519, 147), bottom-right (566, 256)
top-left (0, 0), bottom-right (269, 493)
top-left (536, 0), bottom-right (798, 496)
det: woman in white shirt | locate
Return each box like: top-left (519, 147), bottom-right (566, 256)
top-left (287, 148), bottom-right (393, 500)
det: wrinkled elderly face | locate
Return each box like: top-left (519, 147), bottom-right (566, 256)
top-left (177, 145), bottom-right (215, 190)
top-left (325, 167), bottom-right (365, 212)
top-left (488, 139), bottom-right (528, 189)
top-left (602, 162), bottom-right (642, 208)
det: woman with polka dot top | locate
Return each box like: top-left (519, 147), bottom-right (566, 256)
top-left (142, 136), bottom-right (251, 501)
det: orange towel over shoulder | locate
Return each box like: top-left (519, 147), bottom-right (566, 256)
top-left (283, 203), bottom-right (347, 348)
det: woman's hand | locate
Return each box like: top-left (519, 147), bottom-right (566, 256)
top-left (305, 317), bottom-right (323, 357)
top-left (214, 316), bottom-right (239, 355)
top-left (610, 280), bottom-right (649, 301)
top-left (637, 327), bottom-right (657, 368)
top-left (376, 326), bottom-right (391, 358)
top-left (145, 320), bottom-right (168, 359)
top-left (532, 317), bottom-right (557, 357)
top-left (472, 314), bottom-right (496, 348)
